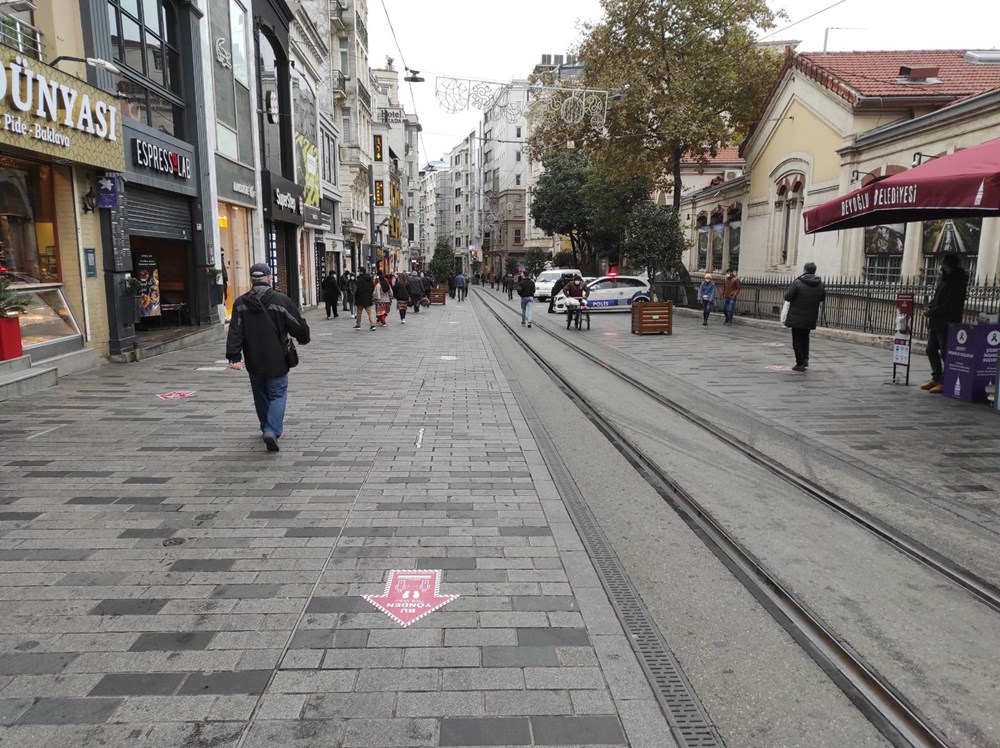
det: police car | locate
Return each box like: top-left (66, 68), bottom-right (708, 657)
top-left (553, 275), bottom-right (652, 313)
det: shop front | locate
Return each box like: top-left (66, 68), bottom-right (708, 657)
top-left (0, 47), bottom-right (125, 360)
top-left (216, 156), bottom-right (257, 318)
top-left (261, 171), bottom-right (303, 302)
top-left (123, 122), bottom-right (199, 333)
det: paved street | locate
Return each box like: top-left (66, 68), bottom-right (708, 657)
top-left (1, 290), bottom-right (998, 747)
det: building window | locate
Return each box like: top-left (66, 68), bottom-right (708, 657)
top-left (515, 151), bottom-right (522, 162)
top-left (862, 224), bottom-right (904, 283)
top-left (484, 150), bottom-right (492, 163)
top-left (455, 204), bottom-right (461, 213)
top-left (516, 126), bottom-right (522, 138)
top-left (321, 129), bottom-right (338, 185)
top-left (455, 237), bottom-right (462, 248)
top-left (408, 223), bottom-right (414, 241)
top-left (513, 228), bottom-right (522, 244)
top-left (515, 174), bottom-right (521, 186)
top-left (455, 187), bottom-right (461, 197)
top-left (455, 220), bottom-right (461, 231)
top-left (710, 214), bottom-right (724, 272)
top-left (107, 0), bottom-right (184, 137)
top-left (727, 216), bottom-right (741, 272)
top-left (696, 215), bottom-right (708, 270)
top-left (771, 174), bottom-right (804, 266)
top-left (0, 156), bottom-right (59, 284)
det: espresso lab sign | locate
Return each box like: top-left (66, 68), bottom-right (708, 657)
top-left (0, 50), bottom-right (124, 171)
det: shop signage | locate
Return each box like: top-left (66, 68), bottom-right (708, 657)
top-left (233, 181), bottom-right (256, 199)
top-left (84, 248), bottom-right (97, 278)
top-left (274, 187), bottom-right (302, 214)
top-left (215, 155), bottom-right (257, 206)
top-left (133, 138), bottom-right (192, 179)
top-left (363, 570), bottom-right (458, 628)
top-left (262, 171), bottom-right (303, 226)
top-left (0, 50), bottom-right (124, 171)
top-left (381, 108), bottom-right (403, 124)
top-left (892, 292), bottom-right (914, 384)
top-left (97, 176), bottom-right (117, 209)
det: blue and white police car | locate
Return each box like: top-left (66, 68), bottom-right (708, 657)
top-left (553, 275), bottom-right (652, 313)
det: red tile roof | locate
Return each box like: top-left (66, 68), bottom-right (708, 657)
top-left (797, 50), bottom-right (1000, 105)
top-left (681, 147), bottom-right (743, 165)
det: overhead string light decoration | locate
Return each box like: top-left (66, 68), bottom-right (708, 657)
top-left (435, 77), bottom-right (608, 127)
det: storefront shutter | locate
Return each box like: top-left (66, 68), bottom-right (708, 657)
top-left (127, 188), bottom-right (193, 240)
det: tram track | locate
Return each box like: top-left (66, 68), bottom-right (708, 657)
top-left (475, 289), bottom-right (963, 748)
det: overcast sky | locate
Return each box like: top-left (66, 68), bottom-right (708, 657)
top-left (367, 0), bottom-right (998, 164)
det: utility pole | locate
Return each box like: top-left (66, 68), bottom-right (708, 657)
top-left (368, 165), bottom-right (377, 270)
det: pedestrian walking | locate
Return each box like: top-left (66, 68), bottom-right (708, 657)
top-left (321, 270), bottom-right (340, 319)
top-left (548, 273), bottom-right (571, 314)
top-left (722, 269), bottom-right (740, 325)
top-left (455, 271), bottom-right (467, 302)
top-left (448, 274), bottom-right (456, 299)
top-left (374, 273), bottom-right (392, 326)
top-left (507, 273), bottom-right (515, 300)
top-left (394, 271), bottom-right (412, 323)
top-left (517, 273), bottom-right (536, 327)
top-left (783, 262), bottom-right (827, 371)
top-left (341, 271), bottom-right (355, 315)
top-left (226, 263), bottom-right (310, 453)
top-left (697, 274), bottom-right (717, 325)
top-left (407, 271), bottom-right (424, 314)
top-left (354, 269), bottom-right (376, 330)
top-left (922, 252), bottom-right (969, 394)
top-left (421, 271), bottom-right (432, 303)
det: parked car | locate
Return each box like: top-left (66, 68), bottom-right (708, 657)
top-left (534, 269), bottom-right (582, 301)
top-left (553, 275), bottom-right (651, 313)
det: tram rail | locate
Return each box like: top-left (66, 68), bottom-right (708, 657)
top-left (476, 288), bottom-right (965, 748)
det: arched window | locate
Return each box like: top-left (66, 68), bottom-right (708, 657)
top-left (772, 173), bottom-right (805, 267)
top-left (710, 207), bottom-right (725, 272)
top-left (726, 204), bottom-right (742, 272)
top-left (696, 212), bottom-right (708, 270)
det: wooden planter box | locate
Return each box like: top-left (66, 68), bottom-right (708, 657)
top-left (631, 301), bottom-right (673, 335)
top-left (0, 316), bottom-right (23, 360)
top-left (429, 288), bottom-right (447, 305)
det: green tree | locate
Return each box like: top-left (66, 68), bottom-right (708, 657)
top-left (529, 151), bottom-right (590, 270)
top-left (504, 256), bottom-right (519, 276)
top-left (582, 170), bottom-right (649, 265)
top-left (471, 259), bottom-right (482, 276)
top-left (622, 202), bottom-right (688, 299)
top-left (524, 248), bottom-right (548, 277)
top-left (528, 0), bottom-right (782, 209)
top-left (429, 238), bottom-right (454, 282)
top-left (551, 250), bottom-right (575, 268)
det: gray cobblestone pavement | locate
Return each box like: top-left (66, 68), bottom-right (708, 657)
top-left (0, 298), bottom-right (670, 747)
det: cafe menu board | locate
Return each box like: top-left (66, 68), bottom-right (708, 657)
top-left (136, 253), bottom-right (161, 317)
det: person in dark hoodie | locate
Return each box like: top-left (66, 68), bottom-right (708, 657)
top-left (227, 263), bottom-right (310, 452)
top-left (922, 251), bottom-right (969, 394)
top-left (353, 268), bottom-right (376, 330)
top-left (321, 270), bottom-right (340, 319)
top-left (407, 271), bottom-right (424, 313)
top-left (783, 262), bottom-right (826, 372)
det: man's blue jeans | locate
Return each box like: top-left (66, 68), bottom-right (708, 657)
top-left (723, 297), bottom-right (736, 322)
top-left (521, 296), bottom-right (533, 324)
top-left (249, 373), bottom-right (288, 438)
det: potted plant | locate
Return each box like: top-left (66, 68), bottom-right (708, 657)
top-left (121, 276), bottom-right (143, 326)
top-left (0, 277), bottom-right (32, 361)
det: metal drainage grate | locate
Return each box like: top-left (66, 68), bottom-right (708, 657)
top-left (531, 400), bottom-right (724, 748)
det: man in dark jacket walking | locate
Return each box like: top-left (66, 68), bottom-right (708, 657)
top-left (922, 252), bottom-right (969, 394)
top-left (548, 273), bottom-right (571, 313)
top-left (407, 272), bottom-right (424, 313)
top-left (353, 269), bottom-right (376, 330)
top-left (227, 263), bottom-right (310, 452)
top-left (783, 262), bottom-right (826, 372)
top-left (321, 270), bottom-right (340, 319)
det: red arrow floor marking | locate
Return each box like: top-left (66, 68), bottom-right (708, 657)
top-left (363, 569), bottom-right (458, 628)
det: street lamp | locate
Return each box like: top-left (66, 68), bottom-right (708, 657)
top-left (50, 55), bottom-right (122, 75)
top-left (404, 68), bottom-right (424, 83)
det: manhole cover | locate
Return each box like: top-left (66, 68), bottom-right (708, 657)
top-left (196, 513), bottom-right (217, 521)
top-left (162, 537), bottom-right (186, 547)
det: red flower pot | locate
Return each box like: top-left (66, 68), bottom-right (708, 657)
top-left (0, 316), bottom-right (23, 360)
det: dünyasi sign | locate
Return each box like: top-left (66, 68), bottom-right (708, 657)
top-left (0, 50), bottom-right (125, 172)
top-left (803, 136), bottom-right (1000, 234)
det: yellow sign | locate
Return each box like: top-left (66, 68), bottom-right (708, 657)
top-left (0, 50), bottom-right (124, 171)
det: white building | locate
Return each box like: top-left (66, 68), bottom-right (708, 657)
top-left (418, 160), bottom-right (449, 266)
top-left (481, 85), bottom-right (528, 276)
top-left (448, 132), bottom-right (478, 274)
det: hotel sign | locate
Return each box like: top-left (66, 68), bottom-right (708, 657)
top-left (0, 50), bottom-right (124, 171)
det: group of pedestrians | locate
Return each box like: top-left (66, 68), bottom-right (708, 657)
top-left (352, 268), bottom-right (432, 330)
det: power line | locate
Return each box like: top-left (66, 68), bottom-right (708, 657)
top-left (376, 0), bottom-right (430, 170)
top-left (759, 0), bottom-right (850, 41)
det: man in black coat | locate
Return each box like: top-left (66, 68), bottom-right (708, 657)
top-left (783, 262), bottom-right (826, 372)
top-left (227, 263), bottom-right (310, 452)
top-left (321, 271), bottom-right (340, 319)
top-left (922, 252), bottom-right (969, 394)
top-left (353, 269), bottom-right (376, 330)
top-left (548, 273), bottom-right (572, 314)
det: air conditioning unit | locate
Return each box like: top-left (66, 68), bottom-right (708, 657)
top-left (724, 170), bottom-right (741, 181)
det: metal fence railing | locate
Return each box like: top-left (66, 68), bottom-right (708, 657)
top-left (654, 275), bottom-right (1000, 340)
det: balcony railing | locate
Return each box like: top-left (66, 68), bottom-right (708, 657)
top-left (330, 0), bottom-right (346, 24)
top-left (0, 12), bottom-right (43, 61)
top-left (333, 70), bottom-right (347, 95)
top-left (355, 11), bottom-right (368, 49)
top-left (357, 79), bottom-right (371, 110)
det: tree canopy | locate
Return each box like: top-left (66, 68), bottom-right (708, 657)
top-left (524, 248), bottom-right (548, 277)
top-left (527, 0), bottom-right (783, 208)
top-left (622, 201), bottom-right (688, 294)
top-left (429, 238), bottom-right (454, 282)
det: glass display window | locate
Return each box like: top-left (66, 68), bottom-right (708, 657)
top-left (0, 155), bottom-right (59, 284)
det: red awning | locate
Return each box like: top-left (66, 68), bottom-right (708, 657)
top-left (803, 136), bottom-right (1000, 234)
